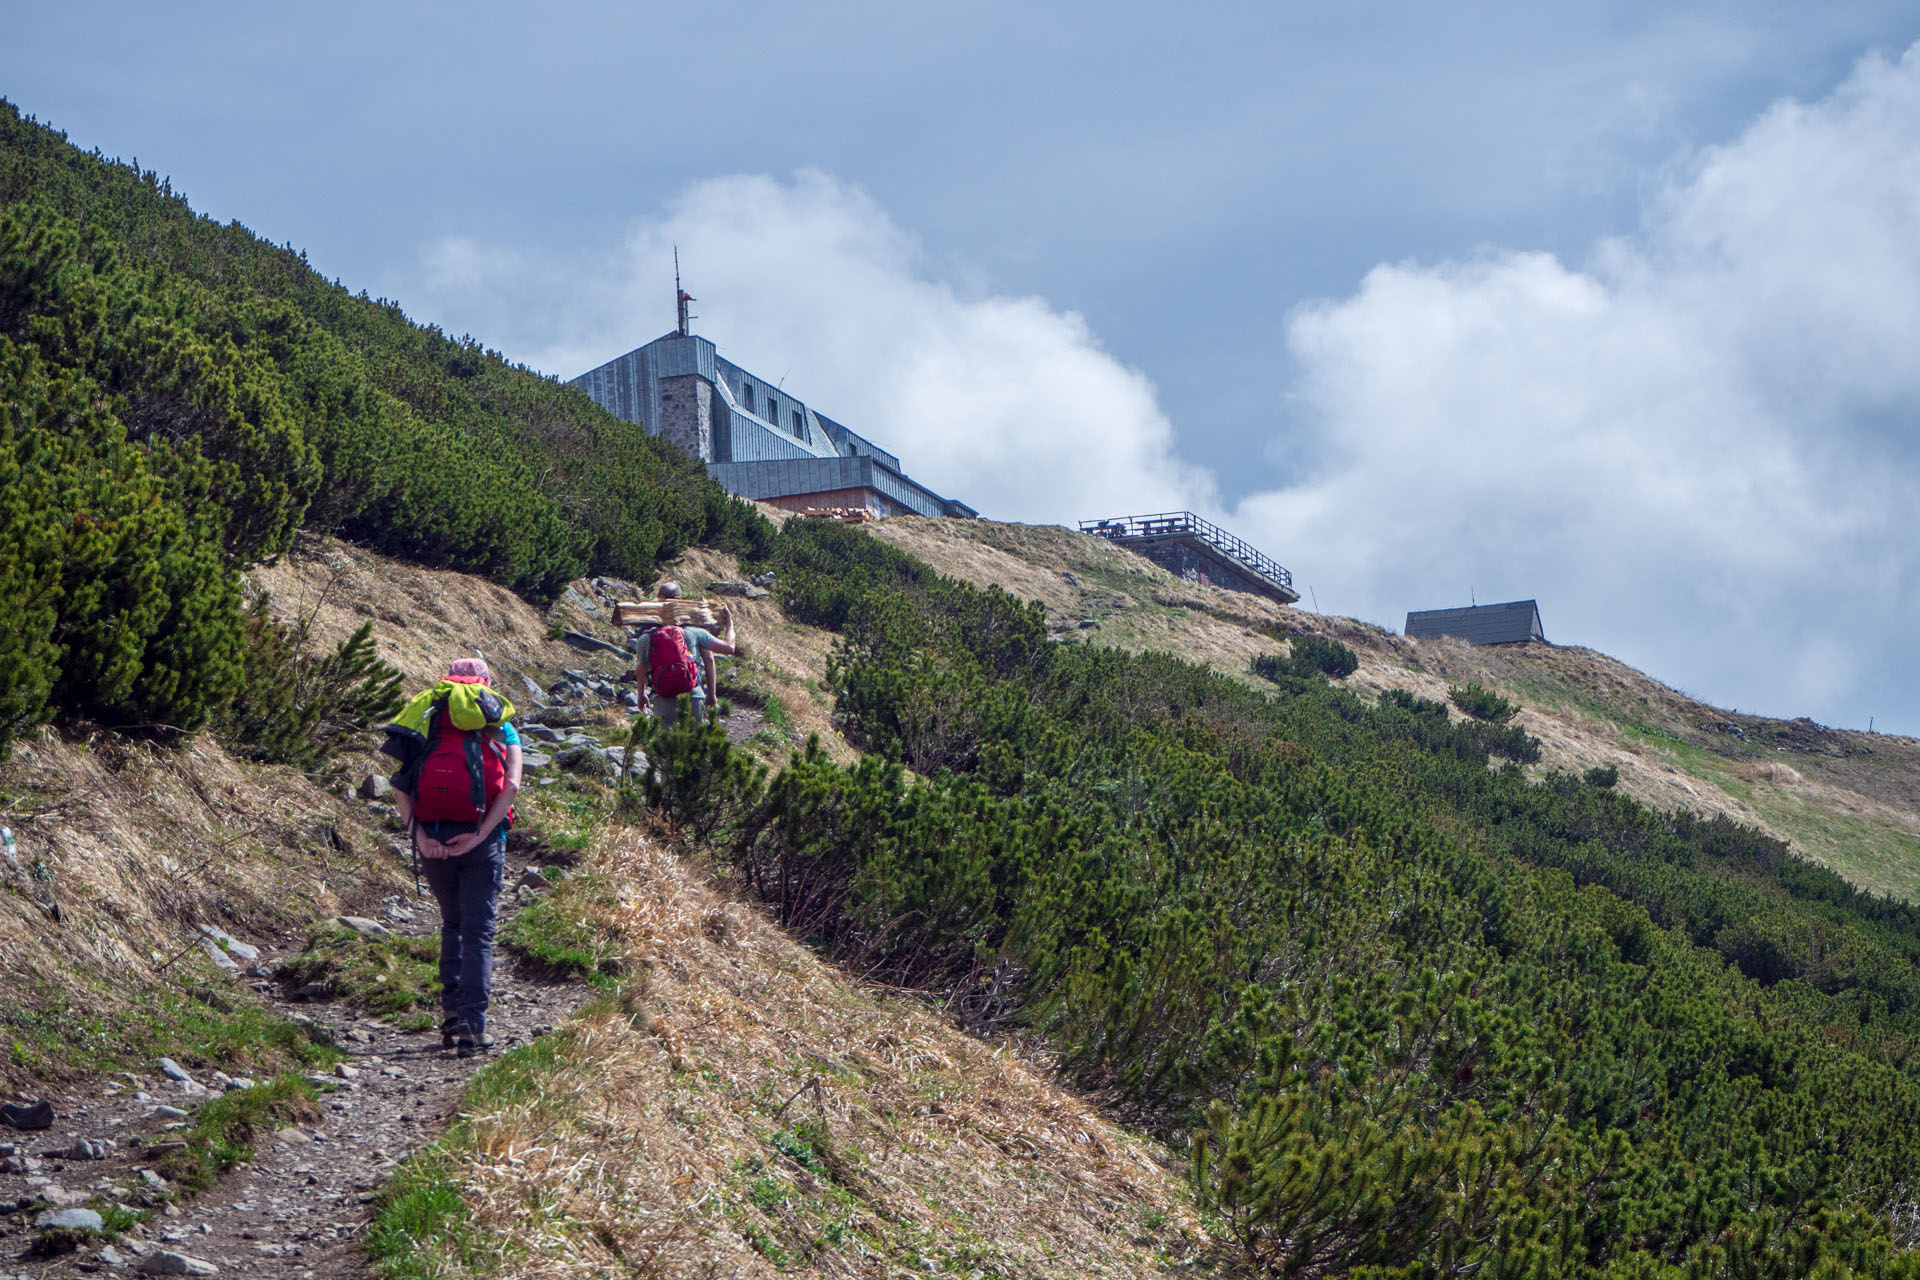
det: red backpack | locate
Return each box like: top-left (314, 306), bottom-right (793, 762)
top-left (649, 625), bottom-right (701, 699)
top-left (412, 707), bottom-right (510, 824)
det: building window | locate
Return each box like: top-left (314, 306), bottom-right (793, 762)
top-left (740, 382), bottom-right (753, 413)
top-left (792, 409), bottom-right (805, 437)
top-left (765, 396), bottom-right (777, 422)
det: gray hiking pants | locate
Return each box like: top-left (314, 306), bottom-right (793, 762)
top-left (420, 828), bottom-right (506, 1037)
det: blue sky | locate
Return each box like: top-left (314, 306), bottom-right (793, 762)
top-left (7, 3), bottom-right (1920, 731)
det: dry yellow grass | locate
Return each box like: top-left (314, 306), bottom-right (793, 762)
top-left (0, 728), bottom-right (407, 1086)
top-left (409, 829), bottom-right (1209, 1279)
top-left (247, 535), bottom-right (590, 692)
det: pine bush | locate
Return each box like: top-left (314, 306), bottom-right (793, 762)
top-left (1449, 681), bottom-right (1520, 723)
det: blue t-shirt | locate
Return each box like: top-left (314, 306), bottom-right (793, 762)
top-left (498, 720), bottom-right (520, 747)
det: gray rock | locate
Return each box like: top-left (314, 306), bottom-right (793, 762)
top-left (558, 585), bottom-right (603, 620)
top-left (622, 690), bottom-right (641, 709)
top-left (139, 1250), bottom-right (220, 1276)
top-left (335, 916), bottom-right (392, 939)
top-left (1, 1099), bottom-right (54, 1129)
top-left (199, 936), bottom-right (240, 971)
top-left (34, 1206), bottom-right (104, 1232)
top-left (151, 1106), bottom-right (189, 1120)
top-left (381, 899), bottom-right (415, 922)
top-left (100, 1244), bottom-right (130, 1265)
top-left (64, 1137), bottom-right (115, 1160)
top-left (222, 1078), bottom-right (255, 1092)
top-left (0, 1141), bottom-right (13, 1155)
top-left (516, 868), bottom-right (550, 891)
top-left (358, 774), bottom-right (393, 801)
top-left (519, 749), bottom-right (552, 771)
top-left (0, 1155), bottom-right (27, 1173)
top-left (525, 704), bottom-right (588, 728)
top-left (521, 723), bottom-right (563, 743)
top-left (560, 630), bottom-right (628, 657)
top-left (195, 925), bottom-right (259, 962)
top-left (520, 675), bottom-right (549, 701)
top-left (155, 1057), bottom-right (192, 1083)
top-left (139, 1169), bottom-right (168, 1188)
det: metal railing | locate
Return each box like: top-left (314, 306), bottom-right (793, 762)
top-left (1079, 511), bottom-right (1295, 593)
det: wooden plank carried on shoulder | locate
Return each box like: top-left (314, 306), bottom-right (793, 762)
top-left (611, 599), bottom-right (722, 630)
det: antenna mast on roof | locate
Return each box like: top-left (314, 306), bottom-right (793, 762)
top-left (674, 246), bottom-right (696, 337)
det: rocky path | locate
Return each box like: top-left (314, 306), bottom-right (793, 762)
top-left (0, 858), bottom-right (589, 1279)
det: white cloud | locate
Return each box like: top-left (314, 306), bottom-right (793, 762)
top-left (412, 172), bottom-right (1215, 525)
top-left (1235, 43), bottom-right (1920, 729)
top-left (403, 44), bottom-right (1920, 730)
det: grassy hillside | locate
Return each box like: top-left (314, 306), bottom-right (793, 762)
top-left (0, 98), bottom-right (769, 757)
top-left (628, 514), bottom-right (1920, 1279)
top-left (869, 516), bottom-right (1920, 906)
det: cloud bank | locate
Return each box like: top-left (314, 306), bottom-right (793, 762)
top-left (408, 43), bottom-right (1920, 730)
top-left (1239, 42), bottom-right (1920, 729)
top-left (417, 174), bottom-right (1215, 525)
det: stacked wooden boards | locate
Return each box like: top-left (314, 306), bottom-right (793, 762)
top-left (611, 599), bottom-right (723, 630)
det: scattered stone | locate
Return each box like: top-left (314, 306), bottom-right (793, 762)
top-left (380, 1066), bottom-right (407, 1079)
top-left (100, 1244), bottom-right (129, 1266)
top-left (516, 868), bottom-right (550, 892)
top-left (559, 629), bottom-right (628, 657)
top-left (334, 916), bottom-right (392, 939)
top-left (138, 1250), bottom-right (220, 1275)
top-left (333, 1063), bottom-right (359, 1079)
top-left (1, 1099), bottom-right (54, 1130)
top-left (0, 1156), bottom-right (26, 1174)
top-left (709, 579), bottom-right (770, 599)
top-left (520, 749), bottom-right (553, 771)
top-left (63, 1138), bottom-right (115, 1160)
top-left (155, 1058), bottom-right (192, 1084)
top-left (358, 773), bottom-right (393, 800)
top-left (33, 1206), bottom-right (104, 1232)
top-left (139, 1169), bottom-right (168, 1189)
top-left (273, 1127), bottom-right (310, 1145)
top-left (520, 674), bottom-right (549, 701)
top-left (174, 1080), bottom-right (208, 1098)
top-left (526, 703), bottom-right (589, 728)
top-left (345, 1027), bottom-right (373, 1044)
top-left (150, 1106), bottom-right (189, 1120)
top-left (222, 1078), bottom-right (255, 1092)
top-left (198, 937), bottom-right (240, 972)
top-left (521, 723), bottom-right (564, 743)
top-left (194, 925), bottom-right (259, 962)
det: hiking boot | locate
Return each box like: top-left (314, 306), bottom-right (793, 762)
top-left (441, 1016), bottom-right (463, 1049)
top-left (455, 1031), bottom-right (496, 1059)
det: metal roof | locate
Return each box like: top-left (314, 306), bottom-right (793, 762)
top-left (1404, 600), bottom-right (1546, 646)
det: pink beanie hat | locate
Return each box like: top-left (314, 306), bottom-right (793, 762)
top-left (446, 657), bottom-right (492, 686)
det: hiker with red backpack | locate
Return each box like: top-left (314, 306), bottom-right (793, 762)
top-left (381, 657), bottom-right (522, 1058)
top-left (639, 581), bottom-right (736, 728)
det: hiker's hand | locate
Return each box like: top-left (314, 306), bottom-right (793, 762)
top-left (416, 833), bottom-right (452, 860)
top-left (440, 830), bottom-right (480, 856)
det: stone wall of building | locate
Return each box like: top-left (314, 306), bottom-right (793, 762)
top-left (658, 374), bottom-right (713, 462)
top-left (1132, 538), bottom-right (1273, 599)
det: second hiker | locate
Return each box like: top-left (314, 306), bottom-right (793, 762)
top-left (638, 581), bottom-right (736, 728)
